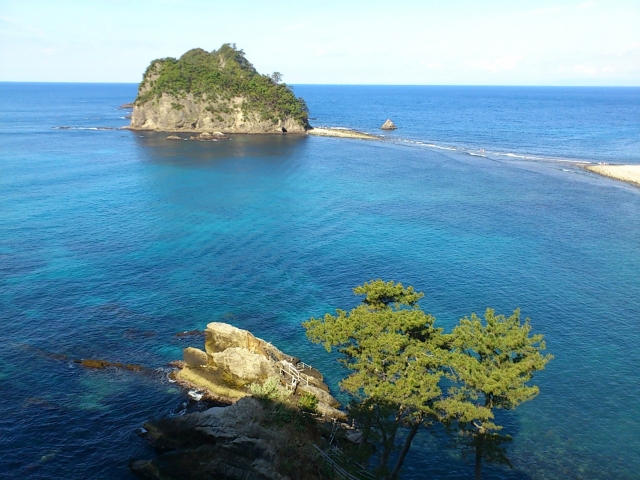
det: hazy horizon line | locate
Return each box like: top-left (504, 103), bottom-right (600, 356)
top-left (2, 81), bottom-right (639, 88)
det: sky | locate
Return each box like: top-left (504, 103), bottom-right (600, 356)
top-left (1, 0), bottom-right (639, 85)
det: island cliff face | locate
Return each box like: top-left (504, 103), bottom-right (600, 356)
top-left (130, 44), bottom-right (309, 134)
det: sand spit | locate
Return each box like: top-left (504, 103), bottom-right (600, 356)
top-left (307, 127), bottom-right (381, 140)
top-left (585, 164), bottom-right (640, 187)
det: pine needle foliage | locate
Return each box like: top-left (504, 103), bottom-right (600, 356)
top-left (303, 281), bottom-right (552, 480)
top-left (298, 392), bottom-right (319, 413)
top-left (442, 308), bottom-right (553, 480)
top-left (303, 280), bottom-right (447, 479)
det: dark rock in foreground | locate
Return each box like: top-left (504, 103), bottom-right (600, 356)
top-left (130, 323), bottom-right (354, 479)
top-left (131, 397), bottom-right (328, 480)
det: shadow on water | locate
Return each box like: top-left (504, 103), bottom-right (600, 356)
top-left (131, 131), bottom-right (309, 166)
top-left (396, 409), bottom-right (533, 480)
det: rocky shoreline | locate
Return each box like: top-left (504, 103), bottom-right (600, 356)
top-left (124, 123), bottom-right (382, 141)
top-left (129, 323), bottom-right (352, 480)
top-left (121, 113), bottom-right (385, 143)
top-left (167, 132), bottom-right (230, 142)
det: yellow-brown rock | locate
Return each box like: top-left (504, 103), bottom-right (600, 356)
top-left (204, 322), bottom-right (293, 363)
top-left (380, 119), bottom-right (398, 130)
top-left (183, 347), bottom-right (209, 367)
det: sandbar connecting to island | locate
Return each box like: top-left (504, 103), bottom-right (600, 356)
top-left (307, 127), bottom-right (381, 140)
top-left (585, 164), bottom-right (640, 188)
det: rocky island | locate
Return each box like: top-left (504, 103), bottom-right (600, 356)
top-left (130, 44), bottom-right (310, 134)
top-left (130, 323), bottom-right (354, 480)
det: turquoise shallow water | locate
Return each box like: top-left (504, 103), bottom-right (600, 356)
top-left (1, 83), bottom-right (640, 479)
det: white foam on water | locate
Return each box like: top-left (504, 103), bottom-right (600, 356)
top-left (420, 143), bottom-right (457, 151)
top-left (188, 390), bottom-right (203, 401)
top-left (53, 126), bottom-right (117, 131)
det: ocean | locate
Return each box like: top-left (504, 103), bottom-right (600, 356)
top-left (1, 83), bottom-right (639, 479)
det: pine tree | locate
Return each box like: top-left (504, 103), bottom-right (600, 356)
top-left (442, 308), bottom-right (553, 480)
top-left (303, 280), bottom-right (447, 479)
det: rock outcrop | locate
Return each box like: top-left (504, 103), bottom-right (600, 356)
top-left (380, 119), bottom-right (398, 130)
top-left (130, 397), bottom-right (325, 480)
top-left (130, 45), bottom-right (309, 134)
top-left (131, 324), bottom-right (350, 480)
top-left (174, 322), bottom-right (339, 415)
top-left (188, 131), bottom-right (229, 141)
top-left (183, 347), bottom-right (208, 367)
top-left (204, 322), bottom-right (296, 364)
top-left (210, 347), bottom-right (279, 384)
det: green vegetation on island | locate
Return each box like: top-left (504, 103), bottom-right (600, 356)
top-left (132, 44), bottom-right (309, 131)
top-left (303, 280), bottom-right (552, 480)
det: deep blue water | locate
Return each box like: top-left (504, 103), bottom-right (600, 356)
top-left (298, 85), bottom-right (640, 164)
top-left (1, 83), bottom-right (640, 479)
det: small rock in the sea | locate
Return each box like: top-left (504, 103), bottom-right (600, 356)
top-left (175, 329), bottom-right (204, 338)
top-left (187, 131), bottom-right (230, 142)
top-left (75, 358), bottom-right (143, 371)
top-left (380, 119), bottom-right (398, 130)
top-left (166, 135), bottom-right (182, 140)
top-left (120, 102), bottom-right (134, 109)
top-left (123, 363), bottom-right (143, 371)
top-left (77, 359), bottom-right (111, 369)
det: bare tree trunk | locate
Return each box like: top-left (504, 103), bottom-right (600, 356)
top-left (358, 415), bottom-right (372, 454)
top-left (379, 420), bottom-right (399, 471)
top-left (389, 420), bottom-right (421, 480)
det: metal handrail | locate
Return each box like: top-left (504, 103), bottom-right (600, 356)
top-left (313, 445), bottom-right (362, 480)
top-left (279, 361), bottom-right (312, 387)
top-left (296, 361), bottom-right (313, 370)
